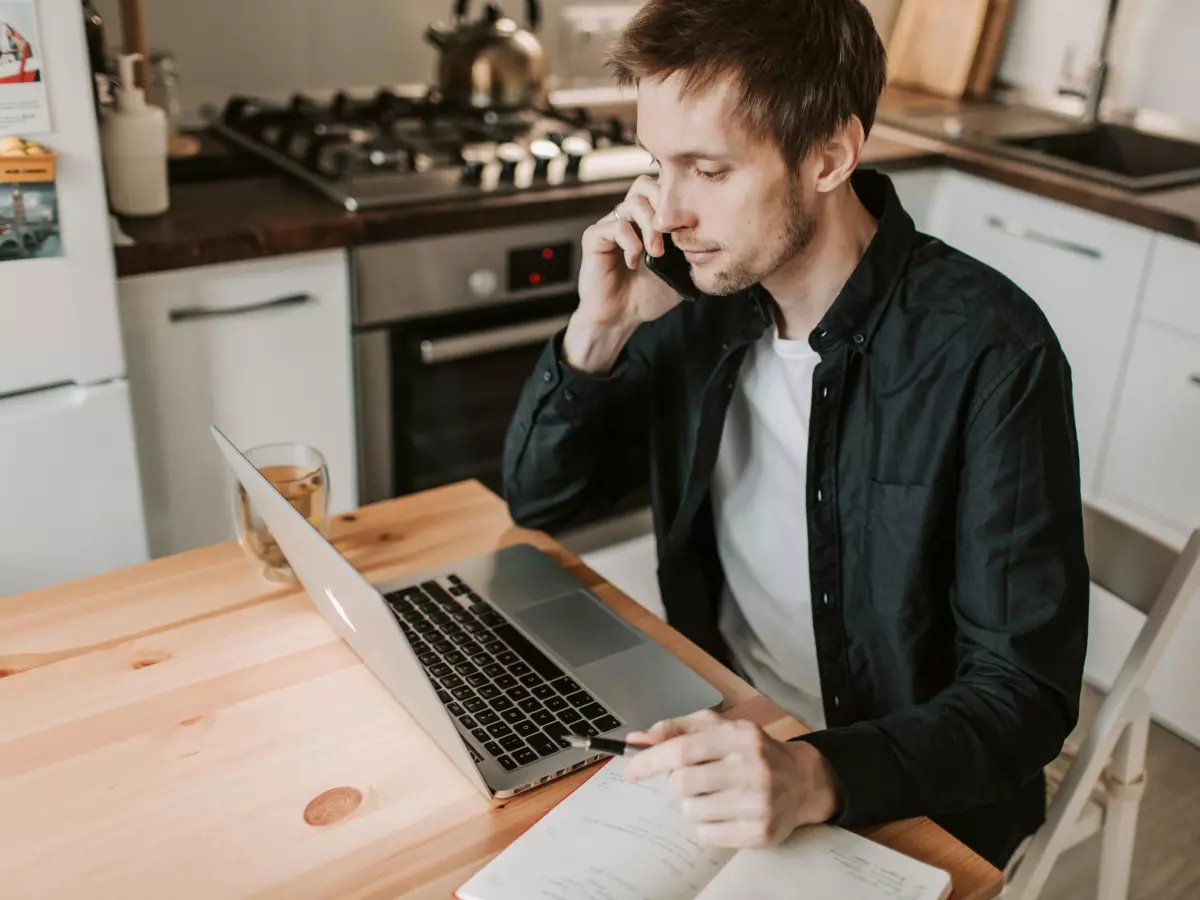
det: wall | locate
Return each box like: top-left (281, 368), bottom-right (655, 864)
top-left (91, 0), bottom-right (1200, 126)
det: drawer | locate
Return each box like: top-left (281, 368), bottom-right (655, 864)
top-left (1142, 233), bottom-right (1200, 341)
top-left (1099, 322), bottom-right (1200, 534)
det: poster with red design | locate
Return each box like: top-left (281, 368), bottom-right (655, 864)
top-left (0, 1), bottom-right (51, 135)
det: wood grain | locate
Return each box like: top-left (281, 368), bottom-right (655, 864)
top-left (0, 481), bottom-right (1002, 899)
top-left (888, 0), bottom-right (991, 98)
top-left (966, 0), bottom-right (1015, 99)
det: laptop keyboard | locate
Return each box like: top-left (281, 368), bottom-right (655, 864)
top-left (385, 575), bottom-right (623, 773)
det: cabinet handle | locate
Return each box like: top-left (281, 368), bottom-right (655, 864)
top-left (984, 215), bottom-right (1102, 260)
top-left (169, 292), bottom-right (315, 323)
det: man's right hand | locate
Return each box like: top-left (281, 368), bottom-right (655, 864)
top-left (563, 175), bottom-right (682, 374)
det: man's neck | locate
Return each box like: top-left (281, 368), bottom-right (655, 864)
top-left (761, 181), bottom-right (879, 341)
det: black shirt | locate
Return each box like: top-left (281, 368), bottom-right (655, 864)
top-left (503, 168), bottom-right (1089, 867)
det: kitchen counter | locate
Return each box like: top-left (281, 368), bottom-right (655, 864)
top-left (113, 88), bottom-right (1200, 278)
top-left (0, 480), bottom-right (1001, 899)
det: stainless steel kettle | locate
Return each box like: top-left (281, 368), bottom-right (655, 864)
top-left (425, 0), bottom-right (548, 110)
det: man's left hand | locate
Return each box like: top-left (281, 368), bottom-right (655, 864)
top-left (622, 709), bottom-right (840, 848)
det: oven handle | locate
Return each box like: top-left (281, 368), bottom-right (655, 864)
top-left (419, 314), bottom-right (571, 365)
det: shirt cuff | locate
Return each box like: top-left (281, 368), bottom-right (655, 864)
top-left (791, 724), bottom-right (906, 828)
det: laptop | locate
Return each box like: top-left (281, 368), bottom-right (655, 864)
top-left (212, 426), bottom-right (722, 798)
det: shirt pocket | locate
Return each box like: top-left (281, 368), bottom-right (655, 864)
top-left (864, 479), bottom-right (944, 618)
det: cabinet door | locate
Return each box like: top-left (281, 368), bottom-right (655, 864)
top-left (888, 168), bottom-right (948, 234)
top-left (1099, 322), bottom-right (1200, 536)
top-left (119, 250), bottom-right (358, 558)
top-left (926, 173), bottom-right (1153, 496)
top-left (1141, 233), bottom-right (1200, 342)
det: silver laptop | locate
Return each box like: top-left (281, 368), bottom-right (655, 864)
top-left (212, 426), bottom-right (721, 798)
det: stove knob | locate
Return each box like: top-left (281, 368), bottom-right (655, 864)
top-left (331, 91), bottom-right (352, 117)
top-left (496, 143), bottom-right (525, 182)
top-left (461, 159), bottom-right (485, 186)
top-left (561, 135), bottom-right (590, 177)
top-left (468, 269), bottom-right (499, 299)
top-left (530, 139), bottom-right (560, 179)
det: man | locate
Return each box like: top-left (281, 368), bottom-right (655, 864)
top-left (503, 0), bottom-right (1089, 869)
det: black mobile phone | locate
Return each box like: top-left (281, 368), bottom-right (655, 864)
top-left (638, 230), bottom-right (700, 302)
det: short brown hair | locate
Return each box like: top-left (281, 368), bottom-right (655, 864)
top-left (607, 0), bottom-right (886, 167)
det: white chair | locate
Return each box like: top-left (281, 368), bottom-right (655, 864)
top-left (1002, 503), bottom-right (1200, 900)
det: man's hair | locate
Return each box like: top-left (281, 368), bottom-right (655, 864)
top-left (607, 0), bottom-right (886, 167)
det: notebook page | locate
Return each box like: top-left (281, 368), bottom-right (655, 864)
top-left (697, 825), bottom-right (951, 900)
top-left (456, 757), bottom-right (735, 900)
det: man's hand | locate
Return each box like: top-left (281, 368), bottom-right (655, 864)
top-left (622, 709), bottom-right (840, 848)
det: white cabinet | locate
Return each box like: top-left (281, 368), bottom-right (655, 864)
top-left (119, 250), bottom-right (358, 558)
top-left (1140, 232), bottom-right (1200, 342)
top-left (925, 172), bottom-right (1154, 497)
top-left (889, 168), bottom-right (948, 233)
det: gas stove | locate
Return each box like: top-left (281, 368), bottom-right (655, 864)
top-left (211, 87), bottom-right (653, 211)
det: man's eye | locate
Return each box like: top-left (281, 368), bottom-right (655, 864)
top-left (695, 168), bottom-right (725, 181)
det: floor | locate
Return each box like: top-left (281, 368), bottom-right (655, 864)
top-left (579, 536), bottom-right (1200, 900)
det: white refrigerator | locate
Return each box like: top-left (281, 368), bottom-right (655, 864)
top-left (0, 1), bottom-right (148, 595)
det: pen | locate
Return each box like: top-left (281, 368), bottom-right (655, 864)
top-left (565, 734), bottom-right (646, 757)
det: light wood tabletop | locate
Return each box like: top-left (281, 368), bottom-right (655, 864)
top-left (0, 481), bottom-right (1002, 899)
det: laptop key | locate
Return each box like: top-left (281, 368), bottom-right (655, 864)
top-left (550, 676), bottom-right (580, 695)
top-left (543, 695), bottom-right (568, 712)
top-left (451, 687), bottom-right (476, 702)
top-left (476, 709), bottom-right (499, 725)
top-left (484, 740), bottom-right (502, 757)
top-left (410, 640), bottom-right (430, 655)
top-left (437, 689), bottom-right (451, 704)
top-left (454, 662), bottom-right (478, 676)
top-left (532, 684), bottom-right (556, 700)
top-left (463, 697), bottom-right (486, 713)
top-left (413, 620), bottom-right (435, 634)
top-left (444, 650), bottom-right (465, 665)
top-left (451, 608), bottom-right (471, 622)
top-left (518, 697), bottom-right (542, 714)
top-left (461, 641), bottom-right (483, 656)
top-left (483, 663), bottom-right (505, 678)
top-left (491, 623), bottom-right (567, 681)
top-left (478, 612), bottom-right (504, 627)
top-left (418, 651), bottom-right (440, 667)
top-left (432, 639), bottom-right (454, 654)
top-left (449, 632), bottom-right (472, 646)
top-left (471, 652), bottom-right (493, 667)
top-left (420, 581), bottom-right (454, 605)
top-left (579, 702), bottom-right (608, 721)
top-left (526, 733), bottom-right (558, 758)
top-left (593, 715), bottom-right (622, 733)
top-left (514, 719), bottom-right (539, 737)
top-left (571, 721), bottom-right (599, 738)
top-left (450, 585), bottom-right (470, 596)
top-left (496, 754), bottom-right (517, 771)
top-left (507, 661), bottom-right (531, 677)
top-left (519, 673), bottom-right (542, 688)
top-left (531, 709), bottom-right (556, 727)
top-left (466, 673), bottom-right (489, 688)
top-left (463, 620), bottom-right (486, 635)
top-left (428, 662), bottom-right (452, 678)
top-left (448, 575), bottom-right (463, 585)
top-left (502, 709), bottom-right (526, 725)
top-left (440, 673), bottom-right (464, 689)
top-left (471, 726), bottom-right (489, 743)
top-left (500, 734), bottom-right (525, 752)
top-left (507, 685), bottom-right (530, 701)
top-left (460, 715), bottom-right (479, 729)
top-left (494, 673), bottom-right (518, 690)
top-left (447, 702), bottom-right (464, 717)
top-left (557, 708), bottom-right (582, 724)
top-left (490, 695), bottom-right (514, 711)
top-left (512, 747), bottom-right (539, 767)
top-left (566, 691), bottom-right (594, 708)
top-left (484, 639), bottom-right (505, 654)
top-left (544, 722), bottom-right (572, 749)
top-left (477, 684), bottom-right (500, 699)
top-left (487, 722), bottom-right (513, 738)
top-left (495, 651), bottom-right (519, 666)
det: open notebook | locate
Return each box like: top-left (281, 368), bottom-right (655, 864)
top-left (456, 757), bottom-right (952, 900)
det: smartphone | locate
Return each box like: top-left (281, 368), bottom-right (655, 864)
top-left (634, 228), bottom-right (700, 302)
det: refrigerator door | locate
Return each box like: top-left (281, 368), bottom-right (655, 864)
top-left (0, 0), bottom-right (126, 394)
top-left (0, 380), bottom-right (149, 596)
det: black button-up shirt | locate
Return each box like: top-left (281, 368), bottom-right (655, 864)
top-left (503, 168), bottom-right (1089, 866)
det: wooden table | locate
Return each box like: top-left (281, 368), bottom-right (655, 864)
top-left (0, 482), bottom-right (1002, 899)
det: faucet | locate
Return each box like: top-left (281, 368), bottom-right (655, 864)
top-left (1058, 0), bottom-right (1122, 127)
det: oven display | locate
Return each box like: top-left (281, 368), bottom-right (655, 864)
top-left (508, 242), bottom-right (573, 291)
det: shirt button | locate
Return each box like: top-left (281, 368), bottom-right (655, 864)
top-left (542, 371), bottom-right (553, 383)
top-left (816, 489), bottom-right (823, 503)
top-left (853, 334), bottom-right (864, 345)
top-left (822, 386), bottom-right (828, 399)
top-left (822, 592), bottom-right (830, 606)
top-left (563, 389), bottom-right (575, 402)
top-left (833, 695), bottom-right (841, 708)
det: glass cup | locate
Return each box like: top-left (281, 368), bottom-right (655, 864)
top-left (232, 443), bottom-right (330, 582)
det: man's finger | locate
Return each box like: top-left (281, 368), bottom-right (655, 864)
top-left (624, 727), bottom-right (741, 782)
top-left (624, 194), bottom-right (663, 257)
top-left (681, 789), bottom-right (767, 824)
top-left (627, 708), bottom-right (725, 745)
top-left (667, 759), bottom-right (735, 797)
top-left (583, 218), bottom-right (645, 270)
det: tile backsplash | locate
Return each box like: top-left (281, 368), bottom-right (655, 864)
top-left (92, 0), bottom-right (1200, 128)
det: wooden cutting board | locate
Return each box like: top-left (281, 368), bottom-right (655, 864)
top-left (966, 0), bottom-right (1015, 98)
top-left (887, 0), bottom-right (992, 99)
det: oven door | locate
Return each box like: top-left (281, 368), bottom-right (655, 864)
top-left (356, 294), bottom-right (578, 503)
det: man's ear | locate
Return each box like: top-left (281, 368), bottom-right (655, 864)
top-left (813, 116), bottom-right (865, 195)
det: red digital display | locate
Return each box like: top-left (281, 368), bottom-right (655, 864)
top-left (541, 248), bottom-right (554, 260)
top-left (529, 273), bottom-right (542, 285)
top-left (509, 241), bottom-right (572, 291)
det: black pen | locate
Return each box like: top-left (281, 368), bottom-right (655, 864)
top-left (566, 734), bottom-right (647, 757)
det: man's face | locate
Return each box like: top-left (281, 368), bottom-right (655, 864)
top-left (636, 72), bottom-right (816, 296)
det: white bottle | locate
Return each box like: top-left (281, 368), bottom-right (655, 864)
top-left (101, 53), bottom-right (169, 216)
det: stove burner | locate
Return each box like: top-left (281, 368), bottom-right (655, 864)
top-left (211, 89), bottom-right (654, 210)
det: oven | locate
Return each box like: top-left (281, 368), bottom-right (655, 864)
top-left (353, 215), bottom-right (598, 506)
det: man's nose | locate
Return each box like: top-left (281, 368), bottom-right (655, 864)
top-left (652, 182), bottom-right (693, 233)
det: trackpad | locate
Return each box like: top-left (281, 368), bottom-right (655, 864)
top-left (514, 591), bottom-right (644, 668)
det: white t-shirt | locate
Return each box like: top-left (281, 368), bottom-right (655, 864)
top-left (711, 327), bottom-right (826, 730)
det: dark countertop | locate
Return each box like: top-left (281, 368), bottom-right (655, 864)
top-left (114, 91), bottom-right (1200, 278)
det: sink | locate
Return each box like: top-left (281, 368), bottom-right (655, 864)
top-left (999, 123), bottom-right (1200, 192)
